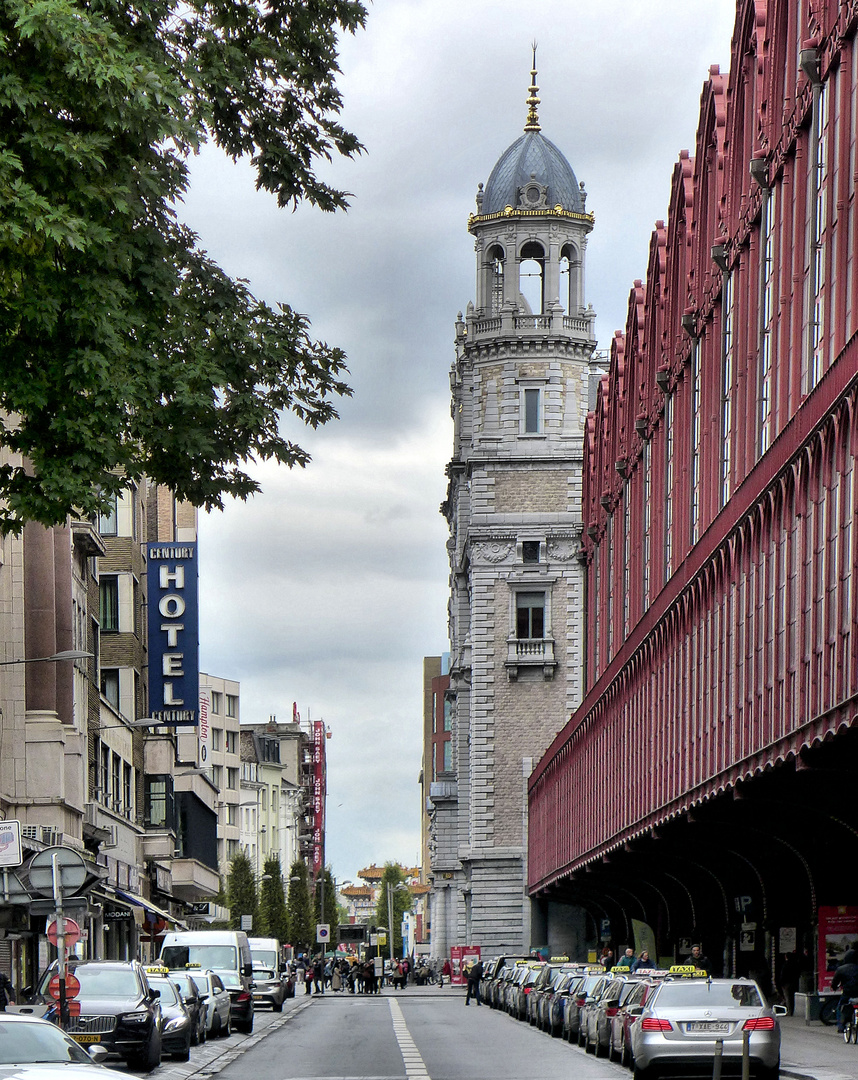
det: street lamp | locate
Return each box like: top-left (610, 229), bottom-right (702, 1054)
top-left (0, 650), bottom-right (93, 666)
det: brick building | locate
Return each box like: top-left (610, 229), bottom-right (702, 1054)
top-left (529, 0), bottom-right (858, 973)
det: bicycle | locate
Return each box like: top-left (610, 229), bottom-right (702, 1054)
top-left (843, 998), bottom-right (858, 1043)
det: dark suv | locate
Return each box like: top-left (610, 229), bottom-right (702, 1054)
top-left (30, 960), bottom-right (162, 1072)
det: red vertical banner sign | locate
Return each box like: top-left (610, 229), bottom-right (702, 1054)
top-left (313, 720), bottom-right (326, 877)
top-left (818, 906), bottom-right (858, 992)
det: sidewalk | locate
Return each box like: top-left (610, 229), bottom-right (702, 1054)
top-left (781, 1015), bottom-right (858, 1080)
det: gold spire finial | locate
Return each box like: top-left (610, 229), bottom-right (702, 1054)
top-left (525, 42), bottom-right (540, 132)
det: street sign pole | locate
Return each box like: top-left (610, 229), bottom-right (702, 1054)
top-left (52, 850), bottom-right (69, 1030)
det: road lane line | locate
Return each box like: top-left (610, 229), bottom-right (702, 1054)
top-left (388, 998), bottom-right (430, 1079)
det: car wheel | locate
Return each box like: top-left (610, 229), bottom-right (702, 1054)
top-left (633, 1062), bottom-right (654, 1080)
top-left (129, 1029), bottom-right (161, 1074)
top-left (577, 1026), bottom-right (586, 1047)
top-left (595, 1037), bottom-right (607, 1058)
top-left (757, 1064), bottom-right (779, 1080)
top-left (236, 1016), bottom-right (253, 1035)
top-left (621, 1038), bottom-right (630, 1068)
top-left (273, 999), bottom-right (283, 1013)
top-left (174, 1035), bottom-right (191, 1062)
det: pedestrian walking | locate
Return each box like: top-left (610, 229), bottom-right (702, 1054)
top-left (831, 948), bottom-right (858, 1032)
top-left (0, 970), bottom-right (15, 1012)
top-left (465, 959), bottom-right (483, 1006)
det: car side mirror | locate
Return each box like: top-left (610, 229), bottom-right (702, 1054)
top-left (150, 989), bottom-right (160, 1000)
top-left (773, 1005), bottom-right (787, 1016)
top-left (87, 1046), bottom-right (110, 1064)
top-left (627, 1005), bottom-right (643, 1016)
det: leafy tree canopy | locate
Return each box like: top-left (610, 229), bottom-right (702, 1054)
top-left (0, 0), bottom-right (365, 532)
top-left (286, 860), bottom-right (313, 952)
top-left (258, 854), bottom-right (289, 943)
top-left (373, 862), bottom-right (412, 958)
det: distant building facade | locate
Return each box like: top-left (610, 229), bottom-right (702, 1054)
top-left (432, 62), bottom-right (599, 955)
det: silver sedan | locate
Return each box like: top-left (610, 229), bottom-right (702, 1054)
top-left (628, 976), bottom-right (785, 1080)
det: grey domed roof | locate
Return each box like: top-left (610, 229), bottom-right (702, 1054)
top-left (482, 130), bottom-right (583, 215)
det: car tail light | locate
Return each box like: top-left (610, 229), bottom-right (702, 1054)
top-left (743, 1016), bottom-right (775, 1031)
top-left (236, 991), bottom-right (251, 1004)
top-left (606, 1007), bottom-right (618, 1017)
top-left (524, 987), bottom-right (531, 994)
top-left (641, 1017), bottom-right (673, 1032)
top-left (576, 996), bottom-right (586, 1005)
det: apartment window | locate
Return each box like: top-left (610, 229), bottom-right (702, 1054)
top-left (261, 789), bottom-right (268, 811)
top-left (112, 752), bottom-right (121, 811)
top-left (100, 744), bottom-right (109, 803)
top-left (522, 387), bottom-right (542, 434)
top-left (101, 669), bottom-right (120, 710)
top-left (759, 188), bottom-right (777, 455)
top-left (227, 767), bottom-right (238, 790)
top-left (145, 775), bottom-right (173, 829)
top-left (516, 591), bottom-right (545, 639)
top-left (227, 804), bottom-right (237, 825)
top-left (211, 727), bottom-right (221, 752)
top-left (225, 730), bottom-right (238, 754)
top-left (99, 495), bottom-right (118, 537)
top-left (664, 392), bottom-right (675, 580)
top-left (123, 763), bottom-right (133, 819)
top-left (522, 540), bottom-right (541, 563)
top-left (211, 692), bottom-right (222, 715)
top-left (226, 694), bottom-right (238, 718)
top-left (443, 695), bottom-right (452, 732)
top-left (443, 741), bottom-right (452, 771)
top-left (690, 341), bottom-right (702, 545)
top-left (226, 839), bottom-right (238, 861)
top-left (212, 764), bottom-right (223, 789)
top-left (642, 441), bottom-right (651, 609)
top-left (99, 577), bottom-right (119, 632)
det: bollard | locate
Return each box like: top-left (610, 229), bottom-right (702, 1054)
top-left (742, 1029), bottom-right (751, 1080)
top-left (712, 1037), bottom-right (723, 1080)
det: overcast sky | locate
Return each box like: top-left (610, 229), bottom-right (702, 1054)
top-left (182, 0), bottom-right (737, 887)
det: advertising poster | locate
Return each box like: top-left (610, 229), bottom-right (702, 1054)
top-left (818, 905), bottom-right (858, 991)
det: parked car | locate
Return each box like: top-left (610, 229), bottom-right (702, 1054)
top-left (583, 973), bottom-right (640, 1056)
top-left (509, 962), bottom-right (544, 1021)
top-left (218, 970), bottom-right (254, 1034)
top-left (563, 969), bottom-right (610, 1044)
top-left (160, 968), bottom-right (207, 1045)
top-left (144, 974), bottom-right (192, 1062)
top-left (609, 976), bottom-right (663, 1066)
top-left (251, 964), bottom-right (287, 1012)
top-left (628, 976), bottom-right (785, 1080)
top-left (483, 956), bottom-right (531, 1010)
top-left (0, 1012), bottom-right (135, 1080)
top-left (539, 969), bottom-right (584, 1036)
top-left (23, 960), bottom-right (162, 1073)
top-left (527, 963), bottom-right (568, 1027)
top-left (189, 970), bottom-right (231, 1038)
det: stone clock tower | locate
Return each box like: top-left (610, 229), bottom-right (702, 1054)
top-left (430, 57), bottom-right (600, 956)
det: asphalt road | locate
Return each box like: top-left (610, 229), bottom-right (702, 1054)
top-left (144, 988), bottom-right (858, 1080)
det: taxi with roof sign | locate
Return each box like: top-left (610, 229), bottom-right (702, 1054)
top-left (628, 976), bottom-right (785, 1080)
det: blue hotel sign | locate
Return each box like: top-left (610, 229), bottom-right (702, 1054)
top-left (147, 543), bottom-right (199, 725)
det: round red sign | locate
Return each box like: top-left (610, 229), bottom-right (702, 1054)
top-left (47, 973), bottom-right (81, 1000)
top-left (47, 918), bottom-right (80, 948)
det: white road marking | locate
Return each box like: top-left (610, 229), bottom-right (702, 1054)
top-left (388, 998), bottom-right (430, 1079)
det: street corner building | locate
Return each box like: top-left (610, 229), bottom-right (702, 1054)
top-left (429, 58), bottom-right (603, 956)
top-left (528, 0), bottom-right (858, 974)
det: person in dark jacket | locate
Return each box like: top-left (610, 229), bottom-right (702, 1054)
top-left (632, 950), bottom-right (657, 972)
top-left (0, 970), bottom-right (14, 1012)
top-left (465, 960), bottom-right (483, 1006)
top-left (831, 949), bottom-right (858, 1032)
top-left (684, 945), bottom-right (712, 975)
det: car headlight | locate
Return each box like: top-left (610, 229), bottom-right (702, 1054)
top-left (120, 1011), bottom-right (150, 1024)
top-left (164, 1016), bottom-right (189, 1033)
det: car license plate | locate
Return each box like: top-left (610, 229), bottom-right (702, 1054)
top-left (685, 1022), bottom-right (731, 1034)
top-left (72, 1034), bottom-right (102, 1044)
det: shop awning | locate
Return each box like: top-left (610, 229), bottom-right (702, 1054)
top-left (115, 889), bottom-right (189, 930)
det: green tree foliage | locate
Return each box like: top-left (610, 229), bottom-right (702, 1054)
top-left (285, 860), bottom-right (313, 952)
top-left (258, 854), bottom-right (289, 943)
top-left (226, 850), bottom-right (257, 931)
top-left (313, 867), bottom-right (338, 948)
top-left (373, 863), bottom-right (412, 958)
top-left (0, 0), bottom-right (365, 533)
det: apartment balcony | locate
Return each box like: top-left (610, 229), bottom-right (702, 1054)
top-left (505, 637), bottom-right (556, 680)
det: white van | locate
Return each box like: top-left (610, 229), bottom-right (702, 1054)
top-left (159, 930), bottom-right (254, 1034)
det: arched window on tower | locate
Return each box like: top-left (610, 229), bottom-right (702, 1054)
top-left (519, 241), bottom-right (545, 315)
top-left (487, 244), bottom-right (505, 315)
top-left (559, 243), bottom-right (581, 314)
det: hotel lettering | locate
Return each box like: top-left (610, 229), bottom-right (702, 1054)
top-left (147, 544), bottom-right (200, 725)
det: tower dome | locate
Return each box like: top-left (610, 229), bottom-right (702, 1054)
top-left (481, 131), bottom-right (584, 215)
top-left (480, 52), bottom-right (584, 215)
